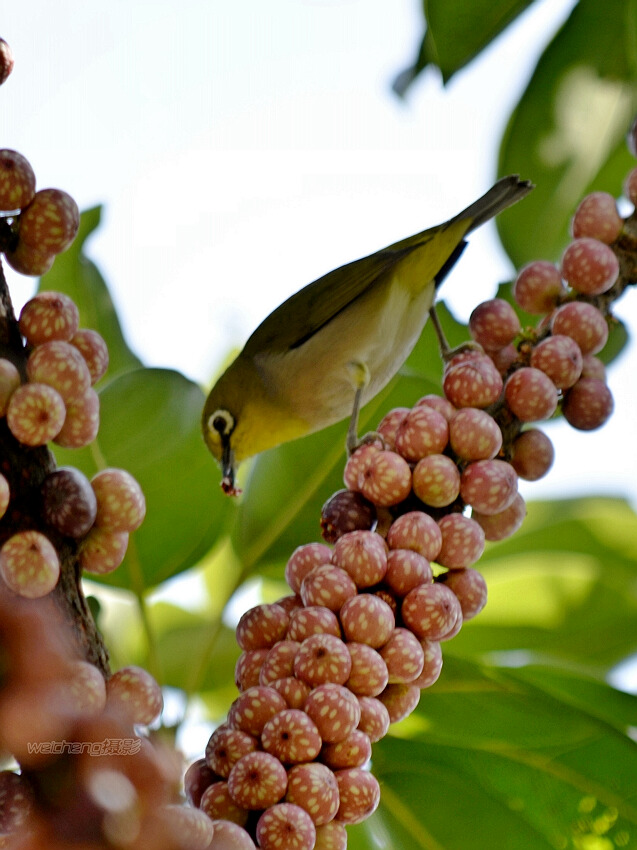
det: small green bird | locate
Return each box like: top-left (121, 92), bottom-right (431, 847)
top-left (203, 176), bottom-right (532, 494)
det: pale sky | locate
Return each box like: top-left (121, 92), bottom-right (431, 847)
top-left (3, 0), bottom-right (636, 508)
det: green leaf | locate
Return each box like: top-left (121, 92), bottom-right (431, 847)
top-left (394, 0), bottom-right (535, 93)
top-left (363, 656), bottom-right (637, 849)
top-left (232, 305), bottom-right (464, 575)
top-left (39, 206), bottom-right (141, 379)
top-left (450, 496), bottom-right (637, 672)
top-left (498, 0), bottom-right (637, 266)
top-left (54, 367), bottom-right (233, 591)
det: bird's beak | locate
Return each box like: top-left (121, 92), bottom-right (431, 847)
top-left (220, 438), bottom-right (240, 496)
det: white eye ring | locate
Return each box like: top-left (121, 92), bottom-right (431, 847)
top-left (208, 409), bottom-right (235, 438)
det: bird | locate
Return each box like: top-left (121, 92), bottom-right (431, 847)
top-left (202, 175), bottom-right (533, 494)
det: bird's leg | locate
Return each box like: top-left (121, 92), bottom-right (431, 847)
top-left (345, 361), bottom-right (385, 456)
top-left (429, 304), bottom-right (483, 364)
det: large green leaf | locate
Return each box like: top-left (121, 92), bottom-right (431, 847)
top-left (450, 496), bottom-right (637, 672)
top-left (498, 0), bottom-right (637, 266)
top-left (232, 304), bottom-right (466, 575)
top-left (352, 656), bottom-right (637, 849)
top-left (394, 0), bottom-right (535, 93)
top-left (39, 206), bottom-right (141, 380)
top-left (54, 367), bottom-right (233, 591)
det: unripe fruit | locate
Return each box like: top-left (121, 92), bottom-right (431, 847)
top-left (561, 237), bottom-right (619, 295)
top-left (158, 805), bottom-right (215, 850)
top-left (394, 404), bottom-right (449, 461)
top-left (563, 378), bottom-right (614, 430)
top-left (304, 682), bottom-right (361, 744)
top-left (66, 660), bottom-right (107, 715)
top-left (300, 564), bottom-right (358, 611)
top-left (440, 568), bottom-right (488, 620)
top-left (415, 394), bottom-right (456, 421)
top-left (473, 492), bottom-right (527, 541)
top-left (339, 594), bottom-right (394, 647)
top-left (293, 634), bottom-right (352, 687)
top-left (379, 627), bottom-right (425, 683)
top-left (384, 548), bottom-right (433, 596)
top-left (184, 758), bottom-right (217, 808)
top-left (19, 291), bottom-right (79, 345)
top-left (259, 640), bottom-right (300, 685)
top-left (386, 511), bottom-right (442, 561)
top-left (401, 582), bottom-right (462, 640)
top-left (106, 665), bottom-right (163, 725)
top-left (378, 683), bottom-right (420, 724)
top-left (0, 358), bottom-right (20, 416)
top-left (256, 803), bottom-right (316, 850)
top-left (91, 468), bottom-right (146, 533)
top-left (530, 334), bottom-right (583, 389)
top-left (571, 192), bottom-right (623, 244)
top-left (206, 725), bottom-right (259, 778)
top-left (236, 603), bottom-right (290, 651)
top-left (320, 728), bottom-right (372, 770)
top-left (200, 781), bottom-right (249, 827)
top-left (0, 150), bottom-right (35, 212)
top-left (358, 449), bottom-right (412, 507)
top-left (227, 751), bottom-right (288, 810)
top-left (4, 241), bottom-right (55, 276)
top-left (449, 407), bottom-right (503, 461)
top-left (54, 386), bottom-right (100, 448)
top-left (513, 261), bottom-right (566, 314)
top-left (460, 459), bottom-right (518, 516)
top-left (580, 354), bottom-right (607, 381)
top-left (332, 530), bottom-right (387, 588)
top-left (285, 543), bottom-right (332, 594)
top-left (314, 822), bottom-right (348, 850)
top-left (270, 677), bottom-right (311, 709)
top-left (41, 466), bottom-right (98, 538)
top-left (261, 708), bottom-right (323, 763)
top-left (79, 527), bottom-right (129, 575)
top-left (356, 696), bottom-right (391, 742)
top-left (437, 513), bottom-right (485, 568)
top-left (18, 188), bottom-right (80, 253)
top-left (469, 298), bottom-right (521, 349)
top-left (227, 686), bottom-right (287, 737)
top-left (287, 606), bottom-right (341, 641)
top-left (285, 762), bottom-right (340, 825)
top-left (504, 367), bottom-right (558, 422)
top-left (412, 453), bottom-right (461, 508)
top-left (235, 649), bottom-right (269, 691)
top-left (345, 642), bottom-right (389, 697)
top-left (0, 529), bottom-right (60, 598)
top-left (551, 302), bottom-right (608, 355)
top-left (411, 639), bottom-right (443, 689)
top-left (208, 820), bottom-right (256, 849)
top-left (6, 382), bottom-right (66, 445)
top-left (376, 407), bottom-right (409, 448)
top-left (320, 489), bottom-right (375, 543)
top-left (26, 340), bottom-right (91, 404)
top-left (334, 768), bottom-right (380, 824)
top-left (70, 328), bottom-right (110, 384)
top-left (443, 355), bottom-right (503, 408)
top-left (511, 428), bottom-right (554, 481)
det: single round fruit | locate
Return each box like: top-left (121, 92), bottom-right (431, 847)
top-left (0, 530), bottom-right (60, 599)
top-left (6, 382), bottom-right (66, 446)
top-left (0, 474), bottom-right (9, 521)
top-left (511, 429), bottom-right (554, 481)
top-left (513, 261), bottom-right (566, 314)
top-left (436, 513), bottom-right (485, 568)
top-left (227, 751), bottom-right (288, 810)
top-left (285, 762), bottom-right (340, 825)
top-left (18, 188), bottom-right (80, 254)
top-left (460, 459), bottom-right (518, 516)
top-left (448, 407), bottom-right (503, 461)
top-left (256, 802), bottom-right (316, 850)
top-left (0, 358), bottom-right (20, 417)
top-left (504, 367), bottom-right (558, 422)
top-left (443, 355), bottom-right (503, 408)
top-left (19, 291), bottom-right (79, 345)
top-left (320, 489), bottom-right (375, 543)
top-left (551, 302), bottom-right (608, 355)
top-left (530, 334), bottom-right (583, 389)
top-left (4, 241), bottom-right (56, 276)
top-left (334, 768), bottom-right (380, 825)
top-left (562, 378), bottom-right (614, 430)
top-left (0, 39), bottom-right (14, 86)
top-left (412, 454), bottom-right (461, 508)
top-left (26, 340), bottom-right (91, 404)
top-left (41, 466), bottom-right (98, 538)
top-left (90, 468), bottom-right (146, 533)
top-left (469, 298), bottom-right (521, 350)
top-left (106, 665), bottom-right (163, 725)
top-left (561, 237), bottom-right (619, 295)
top-left (70, 328), bottom-right (109, 384)
top-left (571, 192), bottom-right (623, 244)
top-left (0, 149), bottom-right (36, 212)
top-left (79, 527), bottom-right (129, 575)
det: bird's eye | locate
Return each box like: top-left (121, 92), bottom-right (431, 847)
top-left (209, 409), bottom-right (235, 438)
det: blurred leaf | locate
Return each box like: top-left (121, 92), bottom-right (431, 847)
top-left (498, 0), bottom-right (637, 266)
top-left (39, 206), bottom-right (141, 379)
top-left (232, 304), bottom-right (465, 575)
top-left (394, 0), bottom-right (535, 94)
top-left (361, 656), bottom-right (637, 849)
top-left (449, 497), bottom-right (637, 672)
top-left (54, 367), bottom-right (234, 591)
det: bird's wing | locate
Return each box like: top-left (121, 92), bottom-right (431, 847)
top-left (242, 243), bottom-right (422, 356)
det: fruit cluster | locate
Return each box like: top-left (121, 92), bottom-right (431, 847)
top-left (0, 147), bottom-right (80, 276)
top-left (184, 139), bottom-right (637, 850)
top-left (0, 290), bottom-right (146, 595)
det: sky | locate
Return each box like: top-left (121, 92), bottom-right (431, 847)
top-left (2, 0), bottom-right (636, 511)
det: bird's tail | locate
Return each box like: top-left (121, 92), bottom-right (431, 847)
top-left (458, 175), bottom-right (534, 232)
